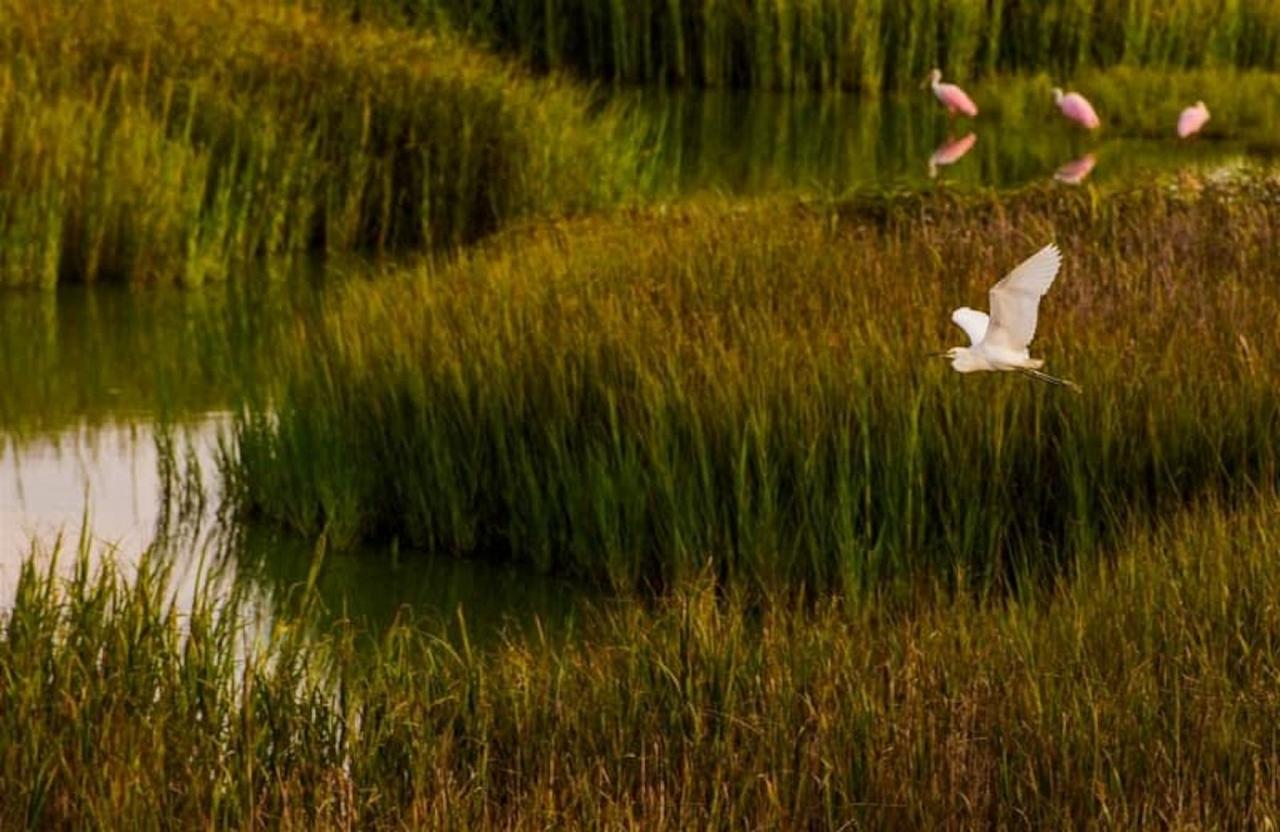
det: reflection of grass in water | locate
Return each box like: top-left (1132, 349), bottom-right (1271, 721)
top-left (623, 70), bottom-right (1280, 196)
top-left (232, 182), bottom-right (1280, 593)
top-left (325, 0), bottom-right (1280, 91)
top-left (226, 522), bottom-right (587, 642)
top-left (0, 282), bottom-right (303, 434)
top-left (0, 0), bottom-right (628, 285)
top-left (6, 494), bottom-right (1280, 826)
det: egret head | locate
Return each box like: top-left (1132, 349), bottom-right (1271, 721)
top-left (931, 346), bottom-right (963, 360)
top-left (1051, 87), bottom-right (1064, 104)
top-left (936, 345), bottom-right (984, 373)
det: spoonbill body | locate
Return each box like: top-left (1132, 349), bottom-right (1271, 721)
top-left (1053, 88), bottom-right (1101, 130)
top-left (928, 69), bottom-right (978, 118)
top-left (1177, 101), bottom-right (1210, 138)
top-left (928, 132), bottom-right (977, 178)
top-left (1054, 153), bottom-right (1097, 185)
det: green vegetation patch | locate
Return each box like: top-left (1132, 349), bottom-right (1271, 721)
top-left (318, 0), bottom-right (1280, 91)
top-left (231, 181), bottom-right (1280, 591)
top-left (5, 494), bottom-right (1280, 827)
top-left (0, 0), bottom-right (625, 284)
top-left (975, 67), bottom-right (1280, 144)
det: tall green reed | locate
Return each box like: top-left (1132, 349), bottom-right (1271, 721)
top-left (231, 181), bottom-right (1280, 592)
top-left (0, 0), bottom-right (627, 284)
top-left (313, 0), bottom-right (1280, 91)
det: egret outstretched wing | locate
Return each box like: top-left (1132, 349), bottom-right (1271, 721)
top-left (950, 307), bottom-right (989, 345)
top-left (983, 243), bottom-right (1062, 352)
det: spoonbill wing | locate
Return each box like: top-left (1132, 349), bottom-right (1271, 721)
top-left (982, 243), bottom-right (1063, 351)
top-left (930, 132), bottom-right (978, 167)
top-left (938, 84), bottom-right (978, 117)
top-left (1178, 105), bottom-right (1208, 138)
top-left (950, 307), bottom-right (989, 345)
top-left (1062, 94), bottom-right (1100, 129)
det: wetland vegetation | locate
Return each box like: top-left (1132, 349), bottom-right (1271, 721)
top-left (233, 183), bottom-right (1280, 592)
top-left (7, 494), bottom-right (1280, 827)
top-left (4, 0), bottom-right (1280, 826)
top-left (324, 0), bottom-right (1280, 91)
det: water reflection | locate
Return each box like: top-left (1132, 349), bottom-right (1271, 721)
top-left (0, 415), bottom-right (588, 644)
top-left (0, 282), bottom-right (300, 435)
top-left (1054, 153), bottom-right (1098, 185)
top-left (627, 90), bottom-right (1268, 195)
top-left (232, 524), bottom-right (586, 642)
top-left (928, 132), bottom-right (977, 179)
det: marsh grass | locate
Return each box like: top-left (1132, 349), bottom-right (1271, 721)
top-left (975, 68), bottom-right (1280, 143)
top-left (0, 0), bottom-right (627, 284)
top-left (231, 181), bottom-right (1280, 592)
top-left (5, 495), bottom-right (1280, 827)
top-left (319, 0), bottom-right (1280, 91)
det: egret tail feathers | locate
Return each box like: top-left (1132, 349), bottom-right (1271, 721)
top-left (1018, 367), bottom-right (1081, 393)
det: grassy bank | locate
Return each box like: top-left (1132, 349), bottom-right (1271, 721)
top-left (315, 0), bottom-right (1280, 91)
top-left (5, 493), bottom-right (1280, 827)
top-left (975, 68), bottom-right (1280, 142)
top-left (231, 181), bottom-right (1280, 592)
top-left (0, 0), bottom-right (624, 285)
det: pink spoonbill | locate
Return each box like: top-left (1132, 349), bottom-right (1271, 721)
top-left (1053, 153), bottom-right (1097, 185)
top-left (928, 69), bottom-right (978, 118)
top-left (1052, 87), bottom-right (1100, 130)
top-left (928, 132), bottom-right (977, 178)
top-left (1177, 101), bottom-right (1210, 138)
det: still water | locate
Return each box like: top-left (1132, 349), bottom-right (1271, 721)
top-left (2, 92), bottom-right (1275, 638)
top-left (630, 91), bottom-right (1270, 194)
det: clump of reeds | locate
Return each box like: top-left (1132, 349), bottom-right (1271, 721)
top-left (313, 0), bottom-right (1280, 91)
top-left (231, 181), bottom-right (1280, 592)
top-left (6, 495), bottom-right (1280, 827)
top-left (0, 0), bottom-right (626, 284)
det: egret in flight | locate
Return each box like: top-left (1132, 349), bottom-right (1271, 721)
top-left (939, 243), bottom-right (1080, 390)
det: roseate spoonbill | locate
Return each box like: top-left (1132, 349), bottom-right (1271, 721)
top-left (1052, 87), bottom-right (1100, 130)
top-left (937, 243), bottom-right (1079, 390)
top-left (1177, 101), bottom-right (1210, 138)
top-left (928, 69), bottom-right (978, 118)
top-left (928, 132), bottom-right (977, 178)
top-left (1054, 153), bottom-right (1097, 185)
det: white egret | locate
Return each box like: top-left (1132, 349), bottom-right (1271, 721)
top-left (938, 243), bottom-right (1079, 390)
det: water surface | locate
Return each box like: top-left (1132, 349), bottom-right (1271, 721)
top-left (631, 91), bottom-right (1274, 194)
